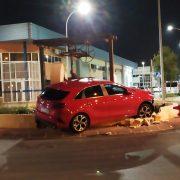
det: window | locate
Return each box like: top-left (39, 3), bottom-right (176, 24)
top-left (75, 91), bottom-right (83, 99)
top-left (2, 53), bottom-right (9, 61)
top-left (84, 85), bottom-right (103, 98)
top-left (55, 57), bottom-right (59, 62)
top-left (104, 84), bottom-right (126, 95)
top-left (10, 53), bottom-right (23, 61)
top-left (90, 64), bottom-right (106, 71)
top-left (32, 53), bottom-right (38, 61)
top-left (91, 64), bottom-right (96, 70)
top-left (41, 88), bottom-right (69, 100)
top-left (10, 53), bottom-right (31, 61)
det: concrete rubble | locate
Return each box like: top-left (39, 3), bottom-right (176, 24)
top-left (118, 103), bottom-right (179, 129)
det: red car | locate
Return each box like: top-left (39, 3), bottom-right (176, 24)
top-left (35, 78), bottom-right (154, 133)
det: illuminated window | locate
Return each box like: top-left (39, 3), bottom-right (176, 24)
top-left (2, 53), bottom-right (9, 61)
top-left (84, 85), bottom-right (103, 98)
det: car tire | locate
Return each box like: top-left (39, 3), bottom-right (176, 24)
top-left (137, 103), bottom-right (154, 118)
top-left (36, 119), bottom-right (46, 129)
top-left (70, 114), bottom-right (90, 133)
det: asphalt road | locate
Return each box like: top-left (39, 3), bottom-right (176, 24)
top-left (0, 129), bottom-right (180, 180)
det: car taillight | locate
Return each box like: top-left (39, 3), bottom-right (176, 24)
top-left (53, 102), bottom-right (65, 109)
top-left (36, 96), bottom-right (40, 108)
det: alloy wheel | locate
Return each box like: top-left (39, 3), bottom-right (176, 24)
top-left (138, 104), bottom-right (153, 118)
top-left (71, 114), bottom-right (89, 132)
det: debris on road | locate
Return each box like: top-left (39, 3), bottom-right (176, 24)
top-left (117, 104), bottom-right (179, 129)
top-left (155, 104), bottom-right (179, 121)
top-left (173, 105), bottom-right (180, 116)
top-left (142, 118), bottom-right (151, 126)
top-left (129, 119), bottom-right (142, 128)
top-left (105, 132), bottom-right (112, 135)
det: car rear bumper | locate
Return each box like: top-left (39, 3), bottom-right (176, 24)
top-left (35, 110), bottom-right (68, 129)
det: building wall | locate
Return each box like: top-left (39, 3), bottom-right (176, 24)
top-left (0, 41), bottom-right (38, 52)
top-left (0, 41), bottom-right (64, 104)
top-left (0, 23), bottom-right (29, 41)
top-left (133, 66), bottom-right (157, 88)
top-left (123, 66), bottom-right (133, 87)
top-left (0, 22), bottom-right (138, 104)
top-left (30, 23), bottom-right (63, 40)
top-left (77, 57), bottom-right (133, 86)
top-left (0, 41), bottom-right (41, 103)
top-left (0, 22), bottom-right (64, 42)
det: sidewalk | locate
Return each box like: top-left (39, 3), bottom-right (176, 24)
top-left (0, 117), bottom-right (179, 140)
top-left (165, 96), bottom-right (180, 104)
top-left (155, 96), bottom-right (180, 105)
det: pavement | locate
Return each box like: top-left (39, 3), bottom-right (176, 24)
top-left (1, 125), bottom-right (180, 180)
top-left (165, 96), bottom-right (180, 103)
top-left (154, 96), bottom-right (180, 104)
top-left (0, 117), bottom-right (179, 140)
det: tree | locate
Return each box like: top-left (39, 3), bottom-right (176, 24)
top-left (153, 46), bottom-right (179, 82)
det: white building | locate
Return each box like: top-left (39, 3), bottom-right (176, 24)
top-left (0, 22), bottom-right (137, 105)
top-left (133, 66), bottom-right (157, 89)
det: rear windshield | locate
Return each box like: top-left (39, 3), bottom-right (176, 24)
top-left (40, 88), bottom-right (69, 100)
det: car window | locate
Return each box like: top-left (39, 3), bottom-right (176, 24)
top-left (104, 84), bottom-right (126, 95)
top-left (75, 90), bottom-right (83, 99)
top-left (41, 88), bottom-right (69, 100)
top-left (84, 85), bottom-right (103, 98)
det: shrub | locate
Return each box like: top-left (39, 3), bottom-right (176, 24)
top-left (0, 106), bottom-right (34, 114)
top-left (166, 93), bottom-right (180, 97)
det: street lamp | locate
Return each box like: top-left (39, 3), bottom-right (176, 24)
top-left (167, 25), bottom-right (180, 32)
top-left (142, 61), bottom-right (145, 89)
top-left (65, 1), bottom-right (92, 78)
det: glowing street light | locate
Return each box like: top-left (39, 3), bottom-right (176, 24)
top-left (77, 1), bottom-right (92, 15)
top-left (65, 1), bottom-right (92, 78)
top-left (167, 25), bottom-right (174, 31)
top-left (167, 25), bottom-right (180, 32)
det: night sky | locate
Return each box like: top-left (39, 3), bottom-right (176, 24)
top-left (0, 0), bottom-right (179, 65)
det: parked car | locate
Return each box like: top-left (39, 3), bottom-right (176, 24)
top-left (35, 78), bottom-right (154, 133)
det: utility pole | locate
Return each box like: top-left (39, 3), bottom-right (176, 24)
top-left (150, 59), bottom-right (154, 93)
top-left (158, 0), bottom-right (166, 100)
top-left (39, 46), bottom-right (45, 90)
top-left (108, 35), bottom-right (117, 82)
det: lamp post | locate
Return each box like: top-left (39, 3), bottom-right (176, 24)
top-left (65, 1), bottom-right (92, 78)
top-left (157, 0), bottom-right (166, 101)
top-left (142, 61), bottom-right (145, 89)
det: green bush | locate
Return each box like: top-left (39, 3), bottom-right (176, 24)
top-left (166, 93), bottom-right (180, 98)
top-left (0, 106), bottom-right (34, 114)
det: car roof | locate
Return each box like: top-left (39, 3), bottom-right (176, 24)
top-left (50, 78), bottom-right (113, 91)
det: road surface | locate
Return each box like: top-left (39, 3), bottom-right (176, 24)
top-left (0, 129), bottom-right (180, 180)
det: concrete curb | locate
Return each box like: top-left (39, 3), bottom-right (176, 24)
top-left (0, 120), bottom-right (177, 140)
top-left (0, 114), bottom-right (36, 129)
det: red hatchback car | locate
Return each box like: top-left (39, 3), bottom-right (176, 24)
top-left (35, 78), bottom-right (154, 133)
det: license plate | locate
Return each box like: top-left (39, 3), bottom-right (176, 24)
top-left (40, 107), bottom-right (49, 114)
